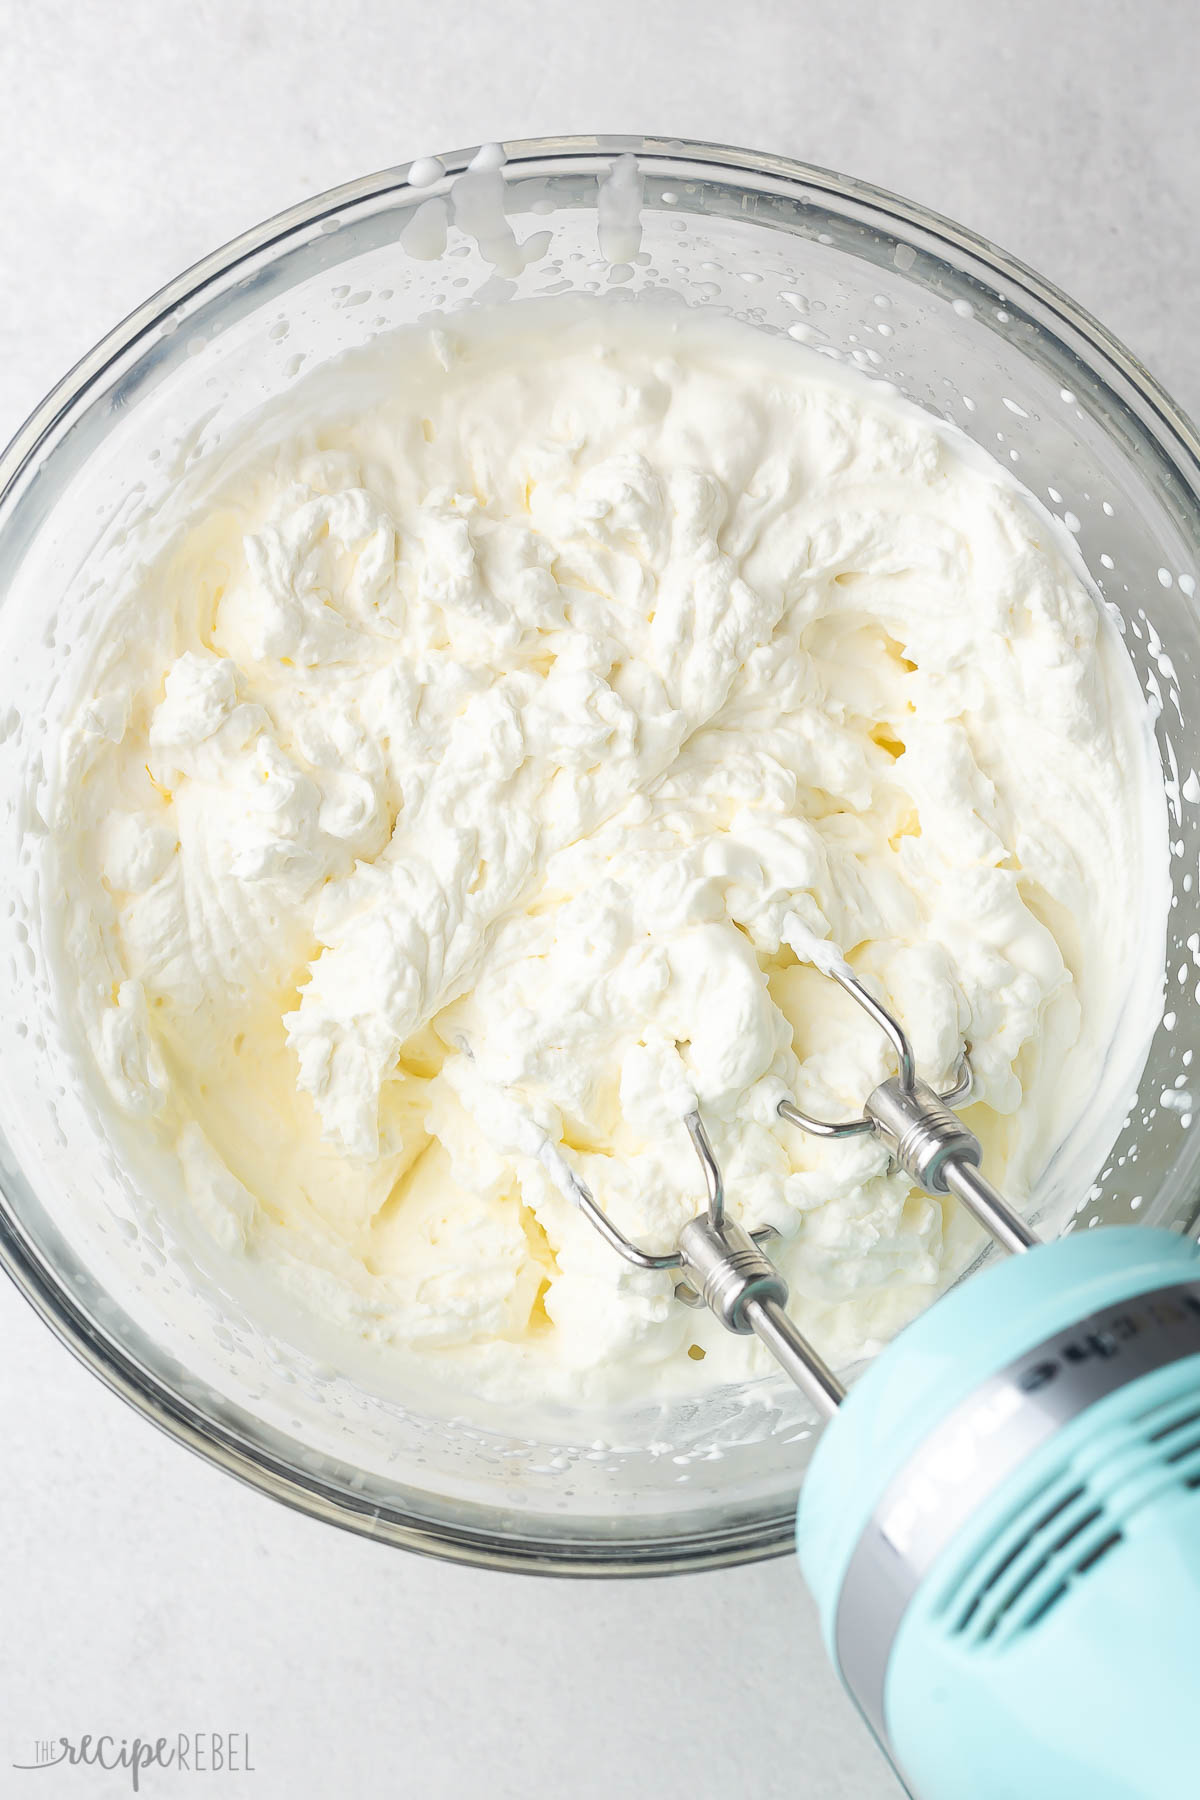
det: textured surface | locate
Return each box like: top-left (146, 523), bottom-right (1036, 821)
top-left (1, 2), bottom-right (1197, 1795)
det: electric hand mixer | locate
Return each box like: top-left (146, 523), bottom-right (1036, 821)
top-left (552, 960), bottom-right (1200, 1800)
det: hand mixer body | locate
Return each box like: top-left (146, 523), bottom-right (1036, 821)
top-left (797, 1226), bottom-right (1200, 1800)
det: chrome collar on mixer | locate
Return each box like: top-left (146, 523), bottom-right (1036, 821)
top-left (559, 958), bottom-right (1039, 1420)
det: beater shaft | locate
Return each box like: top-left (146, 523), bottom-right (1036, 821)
top-left (676, 1209), bottom-right (848, 1415)
top-left (742, 1295), bottom-right (845, 1419)
top-left (942, 1159), bottom-right (1038, 1255)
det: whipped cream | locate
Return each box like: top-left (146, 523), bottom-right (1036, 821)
top-left (54, 298), bottom-right (1164, 1404)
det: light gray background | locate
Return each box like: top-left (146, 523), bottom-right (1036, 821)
top-left (1, 3), bottom-right (1197, 1797)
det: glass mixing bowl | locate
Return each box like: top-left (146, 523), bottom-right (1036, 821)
top-left (1, 136), bottom-right (1198, 1575)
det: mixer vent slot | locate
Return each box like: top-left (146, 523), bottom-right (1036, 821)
top-left (945, 1377), bottom-right (1200, 1651)
top-left (950, 1482), bottom-right (1122, 1647)
top-left (1147, 1403), bottom-right (1200, 1443)
top-left (1146, 1400), bottom-right (1200, 1486)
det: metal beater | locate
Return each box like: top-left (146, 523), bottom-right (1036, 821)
top-left (558, 958), bottom-right (1037, 1416)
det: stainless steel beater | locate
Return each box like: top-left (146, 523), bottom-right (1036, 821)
top-left (557, 959), bottom-right (1038, 1417)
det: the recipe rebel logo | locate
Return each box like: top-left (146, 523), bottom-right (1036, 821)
top-left (12, 1733), bottom-right (255, 1790)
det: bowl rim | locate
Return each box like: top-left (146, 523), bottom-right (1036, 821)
top-left (2, 133), bottom-right (1198, 1577)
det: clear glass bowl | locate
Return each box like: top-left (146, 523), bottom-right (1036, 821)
top-left (1, 136), bottom-right (1198, 1575)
